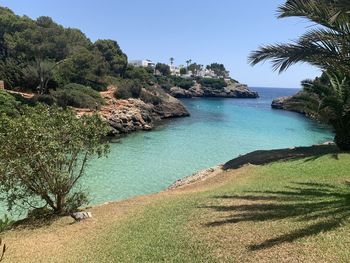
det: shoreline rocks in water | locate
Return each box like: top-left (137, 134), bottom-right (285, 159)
top-left (169, 82), bottom-right (259, 99)
top-left (271, 91), bottom-right (319, 119)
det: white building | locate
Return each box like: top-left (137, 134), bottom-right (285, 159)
top-left (129, 59), bottom-right (156, 68)
top-left (169, 64), bottom-right (181, 76)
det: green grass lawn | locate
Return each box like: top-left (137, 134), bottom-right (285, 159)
top-left (68, 153), bottom-right (350, 263)
top-left (6, 153), bottom-right (350, 262)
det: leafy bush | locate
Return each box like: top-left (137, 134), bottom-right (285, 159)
top-left (198, 78), bottom-right (227, 89)
top-left (171, 76), bottom-right (194, 90)
top-left (0, 90), bottom-right (20, 116)
top-left (155, 63), bottom-right (171, 76)
top-left (31, 94), bottom-right (56, 106)
top-left (114, 79), bottom-right (142, 99)
top-left (124, 65), bottom-right (155, 84)
top-left (156, 76), bottom-right (174, 91)
top-left (51, 83), bottom-right (104, 109)
top-left (0, 105), bottom-right (110, 215)
top-left (0, 215), bottom-right (13, 232)
top-left (140, 89), bottom-right (161, 105)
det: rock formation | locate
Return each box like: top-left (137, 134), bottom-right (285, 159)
top-left (96, 86), bottom-right (189, 136)
top-left (169, 82), bottom-right (259, 99)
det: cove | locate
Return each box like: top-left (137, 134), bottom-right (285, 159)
top-left (84, 87), bottom-right (334, 205)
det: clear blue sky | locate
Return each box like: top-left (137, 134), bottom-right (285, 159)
top-left (0, 0), bottom-right (321, 88)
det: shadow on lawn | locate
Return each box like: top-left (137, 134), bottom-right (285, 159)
top-left (203, 182), bottom-right (350, 251)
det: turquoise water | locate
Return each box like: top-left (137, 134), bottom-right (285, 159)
top-left (84, 88), bottom-right (333, 205)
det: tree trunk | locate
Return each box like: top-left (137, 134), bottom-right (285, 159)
top-left (55, 194), bottom-right (65, 215)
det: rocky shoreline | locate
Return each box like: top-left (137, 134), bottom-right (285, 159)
top-left (88, 82), bottom-right (258, 136)
top-left (97, 86), bottom-right (189, 136)
top-left (169, 82), bottom-right (259, 99)
top-left (271, 92), bottom-right (319, 119)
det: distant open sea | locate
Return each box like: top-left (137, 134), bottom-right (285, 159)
top-left (82, 87), bottom-right (334, 205)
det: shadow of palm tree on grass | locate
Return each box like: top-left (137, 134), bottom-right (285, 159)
top-left (203, 182), bottom-right (350, 251)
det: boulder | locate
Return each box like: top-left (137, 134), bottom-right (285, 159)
top-left (71, 211), bottom-right (92, 221)
top-left (169, 86), bottom-right (192, 98)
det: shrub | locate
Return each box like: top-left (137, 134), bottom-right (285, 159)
top-left (171, 76), bottom-right (194, 90)
top-left (51, 83), bottom-right (104, 109)
top-left (0, 105), bottom-right (110, 215)
top-left (156, 76), bottom-right (174, 91)
top-left (0, 215), bottom-right (13, 232)
top-left (0, 90), bottom-right (20, 116)
top-left (155, 63), bottom-right (171, 76)
top-left (140, 89), bottom-right (161, 105)
top-left (114, 79), bottom-right (142, 99)
top-left (124, 65), bottom-right (155, 84)
top-left (180, 68), bottom-right (187, 75)
top-left (32, 94), bottom-right (56, 106)
top-left (198, 78), bottom-right (227, 89)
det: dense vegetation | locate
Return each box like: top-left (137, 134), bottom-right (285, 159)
top-left (0, 7), bottom-right (127, 93)
top-left (0, 90), bottom-right (20, 116)
top-left (249, 0), bottom-right (350, 150)
top-left (50, 83), bottom-right (105, 109)
top-left (198, 77), bottom-right (227, 89)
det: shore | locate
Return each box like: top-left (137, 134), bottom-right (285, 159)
top-left (168, 142), bottom-right (338, 189)
top-left (3, 142), bottom-right (347, 262)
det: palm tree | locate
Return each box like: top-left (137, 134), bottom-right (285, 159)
top-left (170, 57), bottom-right (174, 65)
top-left (249, 0), bottom-right (350, 74)
top-left (249, 0), bottom-right (350, 150)
top-left (288, 72), bottom-right (350, 149)
top-left (186, 59), bottom-right (192, 69)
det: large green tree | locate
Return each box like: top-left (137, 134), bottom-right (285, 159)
top-left (249, 0), bottom-right (350, 150)
top-left (0, 105), bottom-right (110, 215)
top-left (94, 39), bottom-right (128, 77)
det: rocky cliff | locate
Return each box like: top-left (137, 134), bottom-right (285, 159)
top-left (169, 82), bottom-right (259, 99)
top-left (97, 86), bottom-right (189, 136)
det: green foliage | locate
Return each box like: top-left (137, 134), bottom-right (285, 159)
top-left (249, 0), bottom-right (350, 75)
top-left (155, 63), bottom-right (171, 76)
top-left (292, 72), bottom-right (350, 150)
top-left (140, 89), bottom-right (162, 105)
top-left (22, 59), bottom-right (59, 94)
top-left (188, 63), bottom-right (202, 75)
top-left (171, 76), bottom-right (194, 90)
top-left (0, 105), bottom-right (110, 215)
top-left (114, 79), bottom-right (142, 99)
top-left (51, 83), bottom-right (105, 109)
top-left (124, 65), bottom-right (155, 84)
top-left (155, 76), bottom-right (173, 91)
top-left (0, 58), bottom-right (23, 89)
top-left (179, 68), bottom-right (187, 75)
top-left (0, 6), bottom-right (127, 91)
top-left (206, 63), bottom-right (229, 77)
top-left (248, 0), bottom-right (350, 150)
top-left (0, 90), bottom-right (20, 116)
top-left (0, 215), bottom-right (13, 232)
top-left (31, 94), bottom-right (56, 106)
top-left (198, 78), bottom-right (227, 89)
top-left (55, 47), bottom-right (108, 91)
top-left (94, 39), bottom-right (128, 77)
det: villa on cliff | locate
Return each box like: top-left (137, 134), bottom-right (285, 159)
top-left (128, 59), bottom-right (226, 79)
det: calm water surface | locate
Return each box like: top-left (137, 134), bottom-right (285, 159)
top-left (84, 87), bottom-right (333, 205)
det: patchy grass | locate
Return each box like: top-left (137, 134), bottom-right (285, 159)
top-left (3, 153), bottom-right (350, 262)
